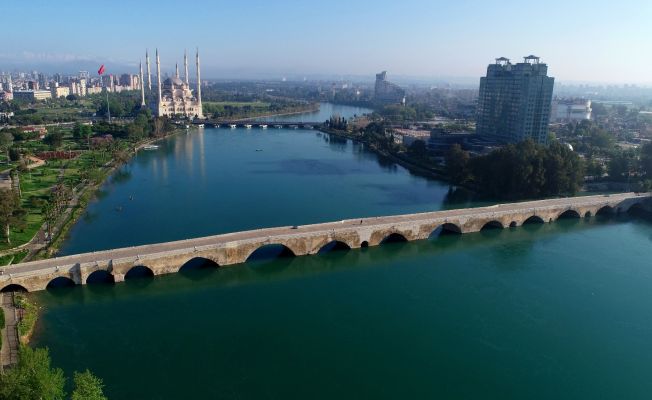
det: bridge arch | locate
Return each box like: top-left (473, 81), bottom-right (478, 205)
top-left (480, 220), bottom-right (504, 230)
top-left (368, 229), bottom-right (413, 246)
top-left (1, 283), bottom-right (28, 293)
top-left (596, 205), bottom-right (615, 216)
top-left (46, 276), bottom-right (76, 289)
top-left (441, 223), bottom-right (462, 234)
top-left (125, 265), bottom-right (155, 280)
top-left (179, 257), bottom-right (219, 272)
top-left (625, 201), bottom-right (647, 214)
top-left (317, 240), bottom-right (351, 254)
top-left (523, 215), bottom-right (545, 224)
top-left (246, 244), bottom-right (296, 263)
top-left (557, 209), bottom-right (581, 219)
top-left (509, 221), bottom-right (518, 228)
top-left (379, 232), bottom-right (408, 244)
top-left (86, 270), bottom-right (115, 285)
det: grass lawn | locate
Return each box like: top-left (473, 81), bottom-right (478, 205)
top-left (203, 101), bottom-right (270, 108)
top-left (0, 250), bottom-right (28, 266)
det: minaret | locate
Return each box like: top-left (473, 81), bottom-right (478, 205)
top-left (175, 62), bottom-right (179, 79)
top-left (156, 49), bottom-right (162, 114)
top-left (195, 48), bottom-right (202, 117)
top-left (145, 49), bottom-right (152, 91)
top-left (139, 61), bottom-right (145, 107)
top-left (184, 50), bottom-right (189, 86)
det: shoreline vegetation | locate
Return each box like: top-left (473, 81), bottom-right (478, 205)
top-left (203, 102), bottom-right (319, 122)
top-left (322, 116), bottom-right (589, 202)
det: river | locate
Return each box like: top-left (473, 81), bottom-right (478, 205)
top-left (30, 103), bottom-right (652, 399)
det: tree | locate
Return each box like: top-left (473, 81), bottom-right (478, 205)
top-left (43, 131), bottom-right (64, 149)
top-left (71, 370), bottom-right (108, 400)
top-left (408, 140), bottom-right (428, 159)
top-left (0, 346), bottom-right (66, 400)
top-left (42, 202), bottom-right (56, 240)
top-left (469, 139), bottom-right (583, 200)
top-left (640, 142), bottom-right (652, 177)
top-left (0, 131), bottom-right (14, 160)
top-left (445, 144), bottom-right (470, 185)
top-left (608, 150), bottom-right (635, 182)
top-left (0, 189), bottom-right (26, 244)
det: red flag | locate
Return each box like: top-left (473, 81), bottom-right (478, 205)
top-left (97, 65), bottom-right (105, 75)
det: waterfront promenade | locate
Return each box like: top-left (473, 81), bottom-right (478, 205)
top-left (0, 192), bottom-right (649, 292)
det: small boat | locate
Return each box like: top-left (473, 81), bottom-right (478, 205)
top-left (255, 149), bottom-right (263, 152)
top-left (143, 145), bottom-right (159, 150)
top-left (230, 124), bottom-right (237, 129)
top-left (245, 124), bottom-right (252, 129)
top-left (197, 124), bottom-right (205, 128)
top-left (260, 124), bottom-right (268, 129)
top-left (185, 125), bottom-right (190, 129)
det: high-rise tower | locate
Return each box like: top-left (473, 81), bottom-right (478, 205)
top-left (477, 55), bottom-right (554, 144)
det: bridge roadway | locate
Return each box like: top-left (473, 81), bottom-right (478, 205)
top-left (1, 192), bottom-right (649, 292)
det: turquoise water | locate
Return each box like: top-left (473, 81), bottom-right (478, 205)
top-left (29, 104), bottom-right (652, 399)
top-left (59, 103), bottom-right (453, 255)
top-left (34, 217), bottom-right (652, 399)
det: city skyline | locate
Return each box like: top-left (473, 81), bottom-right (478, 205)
top-left (3, 0), bottom-right (652, 84)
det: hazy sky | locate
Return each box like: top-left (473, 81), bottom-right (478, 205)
top-left (3, 0), bottom-right (651, 83)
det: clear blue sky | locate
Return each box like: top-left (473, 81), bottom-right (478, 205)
top-left (3, 0), bottom-right (651, 83)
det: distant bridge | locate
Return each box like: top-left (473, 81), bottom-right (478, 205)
top-left (201, 121), bottom-right (323, 129)
top-left (1, 193), bottom-right (650, 293)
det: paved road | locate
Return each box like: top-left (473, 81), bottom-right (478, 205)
top-left (0, 192), bottom-right (647, 278)
top-left (0, 293), bottom-right (19, 369)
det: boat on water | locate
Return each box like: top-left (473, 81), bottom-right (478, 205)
top-left (245, 124), bottom-right (253, 129)
top-left (197, 124), bottom-right (205, 128)
top-left (230, 124), bottom-right (237, 129)
top-left (143, 145), bottom-right (159, 151)
top-left (185, 125), bottom-right (190, 129)
top-left (255, 149), bottom-right (263, 152)
top-left (260, 124), bottom-right (268, 129)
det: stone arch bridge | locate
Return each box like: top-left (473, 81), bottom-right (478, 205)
top-left (1, 193), bottom-right (649, 293)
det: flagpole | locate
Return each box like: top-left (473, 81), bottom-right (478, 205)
top-left (98, 64), bottom-right (110, 123)
top-left (106, 86), bottom-right (111, 123)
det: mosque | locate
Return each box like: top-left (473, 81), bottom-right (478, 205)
top-left (140, 49), bottom-right (204, 119)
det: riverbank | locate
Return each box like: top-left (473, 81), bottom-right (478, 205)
top-left (320, 126), bottom-right (451, 182)
top-left (0, 294), bottom-right (18, 369)
top-left (216, 103), bottom-right (321, 122)
top-left (1, 126), bottom-right (186, 262)
top-left (0, 291), bottom-right (36, 369)
top-left (36, 128), bottom-right (187, 259)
